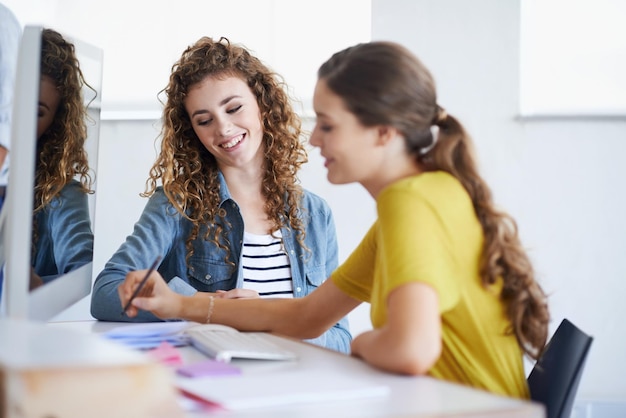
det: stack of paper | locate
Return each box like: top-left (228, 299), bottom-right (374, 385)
top-left (103, 321), bottom-right (191, 349)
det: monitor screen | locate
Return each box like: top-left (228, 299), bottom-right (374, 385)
top-left (0, 25), bottom-right (103, 321)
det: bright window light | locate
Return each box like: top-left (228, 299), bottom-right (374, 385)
top-left (520, 0), bottom-right (626, 117)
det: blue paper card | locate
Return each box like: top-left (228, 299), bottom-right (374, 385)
top-left (103, 321), bottom-right (192, 349)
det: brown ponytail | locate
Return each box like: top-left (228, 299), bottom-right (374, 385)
top-left (425, 108), bottom-right (550, 359)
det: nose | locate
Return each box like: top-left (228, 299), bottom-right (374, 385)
top-left (214, 115), bottom-right (232, 136)
top-left (309, 129), bottom-right (321, 148)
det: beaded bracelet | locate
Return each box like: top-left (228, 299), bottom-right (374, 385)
top-left (206, 295), bottom-right (215, 324)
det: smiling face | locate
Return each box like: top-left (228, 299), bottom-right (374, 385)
top-left (37, 75), bottom-right (61, 140)
top-left (310, 79), bottom-right (385, 187)
top-left (184, 75), bottom-right (265, 172)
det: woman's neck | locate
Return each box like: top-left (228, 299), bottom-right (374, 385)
top-left (221, 166), bottom-right (273, 235)
top-left (363, 156), bottom-right (422, 199)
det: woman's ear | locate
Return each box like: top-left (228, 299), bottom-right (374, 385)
top-left (376, 125), bottom-right (399, 146)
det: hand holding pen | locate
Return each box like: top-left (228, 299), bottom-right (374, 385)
top-left (121, 256), bottom-right (162, 316)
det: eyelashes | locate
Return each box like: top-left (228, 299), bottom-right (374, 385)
top-left (194, 105), bottom-right (243, 126)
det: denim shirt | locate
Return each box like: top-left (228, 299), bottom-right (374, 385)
top-left (91, 172), bottom-right (351, 353)
top-left (33, 180), bottom-right (94, 282)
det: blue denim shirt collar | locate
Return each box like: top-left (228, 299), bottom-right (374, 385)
top-left (216, 170), bottom-right (232, 207)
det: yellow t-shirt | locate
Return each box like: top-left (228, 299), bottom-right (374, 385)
top-left (331, 171), bottom-right (529, 398)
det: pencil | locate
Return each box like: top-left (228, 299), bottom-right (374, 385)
top-left (120, 256), bottom-right (162, 316)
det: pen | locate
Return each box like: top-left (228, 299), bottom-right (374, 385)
top-left (121, 256), bottom-right (162, 316)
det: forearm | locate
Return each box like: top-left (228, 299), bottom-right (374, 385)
top-left (181, 294), bottom-right (319, 339)
top-left (134, 275), bottom-right (358, 342)
top-left (92, 276), bottom-right (162, 322)
top-left (350, 283), bottom-right (441, 375)
top-left (351, 328), bottom-right (433, 375)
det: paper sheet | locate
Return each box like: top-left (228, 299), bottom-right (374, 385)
top-left (175, 370), bottom-right (390, 410)
top-left (103, 321), bottom-right (192, 349)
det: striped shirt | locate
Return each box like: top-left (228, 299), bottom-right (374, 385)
top-left (242, 231), bottom-right (294, 298)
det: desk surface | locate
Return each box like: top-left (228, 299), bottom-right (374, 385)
top-left (51, 320), bottom-right (545, 418)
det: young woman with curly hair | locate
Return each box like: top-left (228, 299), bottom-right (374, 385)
top-left (91, 37), bottom-right (350, 353)
top-left (119, 40), bottom-right (550, 397)
top-left (30, 28), bottom-right (95, 288)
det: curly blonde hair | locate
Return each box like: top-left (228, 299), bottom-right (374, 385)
top-left (33, 28), bottom-right (95, 253)
top-left (35, 28), bottom-right (93, 208)
top-left (145, 36), bottom-right (308, 267)
top-left (318, 41), bottom-right (549, 360)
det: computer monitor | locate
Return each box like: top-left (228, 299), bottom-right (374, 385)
top-left (0, 25), bottom-right (103, 321)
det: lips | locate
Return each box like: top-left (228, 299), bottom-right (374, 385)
top-left (221, 133), bottom-right (245, 149)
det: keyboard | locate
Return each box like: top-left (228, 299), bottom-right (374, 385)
top-left (185, 324), bottom-right (297, 362)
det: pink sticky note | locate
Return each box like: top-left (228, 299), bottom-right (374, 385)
top-left (148, 341), bottom-right (184, 366)
top-left (176, 360), bottom-right (241, 378)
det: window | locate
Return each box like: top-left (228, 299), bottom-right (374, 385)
top-left (520, 0), bottom-right (626, 117)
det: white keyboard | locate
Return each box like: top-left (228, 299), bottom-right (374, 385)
top-left (185, 324), bottom-right (297, 362)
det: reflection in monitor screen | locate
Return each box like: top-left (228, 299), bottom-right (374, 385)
top-left (0, 25), bottom-right (103, 321)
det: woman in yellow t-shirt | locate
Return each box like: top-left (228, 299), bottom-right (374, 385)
top-left (119, 40), bottom-right (550, 398)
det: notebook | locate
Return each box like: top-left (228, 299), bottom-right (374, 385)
top-left (175, 370), bottom-right (390, 410)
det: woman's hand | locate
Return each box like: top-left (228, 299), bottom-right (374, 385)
top-left (118, 269), bottom-right (182, 319)
top-left (215, 288), bottom-right (260, 299)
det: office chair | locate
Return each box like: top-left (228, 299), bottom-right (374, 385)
top-left (527, 318), bottom-right (593, 418)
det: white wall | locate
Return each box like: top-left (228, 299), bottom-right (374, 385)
top-left (3, 0), bottom-right (371, 117)
top-left (371, 0), bottom-right (626, 410)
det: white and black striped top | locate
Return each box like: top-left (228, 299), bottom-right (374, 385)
top-left (242, 231), bottom-right (294, 298)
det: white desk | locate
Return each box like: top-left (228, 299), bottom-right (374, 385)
top-left (51, 320), bottom-right (545, 418)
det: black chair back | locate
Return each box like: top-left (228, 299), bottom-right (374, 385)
top-left (527, 318), bottom-right (593, 418)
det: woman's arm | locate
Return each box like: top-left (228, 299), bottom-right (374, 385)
top-left (350, 282), bottom-right (442, 375)
top-left (90, 190), bottom-right (179, 322)
top-left (49, 181), bottom-right (93, 273)
top-left (125, 269), bottom-right (361, 340)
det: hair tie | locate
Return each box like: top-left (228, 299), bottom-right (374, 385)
top-left (423, 105), bottom-right (447, 155)
top-left (427, 125), bottom-right (440, 153)
top-left (432, 105), bottom-right (447, 127)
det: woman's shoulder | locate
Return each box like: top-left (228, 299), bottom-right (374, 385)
top-left (58, 179), bottom-right (87, 197)
top-left (300, 188), bottom-right (332, 211)
top-left (389, 171), bottom-right (463, 193)
top-left (380, 171), bottom-right (469, 207)
top-left (142, 186), bottom-right (185, 219)
top-left (62, 178), bottom-right (82, 189)
top-left (150, 186), bottom-right (168, 200)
